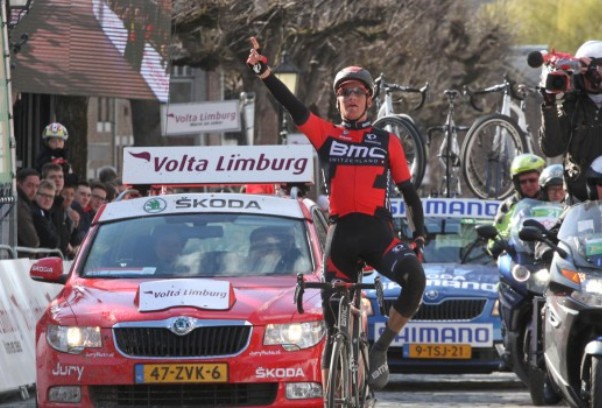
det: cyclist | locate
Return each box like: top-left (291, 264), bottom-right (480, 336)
top-left (539, 40), bottom-right (602, 203)
top-left (539, 163), bottom-right (566, 204)
top-left (247, 45), bottom-right (426, 391)
top-left (488, 153), bottom-right (545, 258)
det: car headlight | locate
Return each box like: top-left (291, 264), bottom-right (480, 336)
top-left (264, 321), bottom-right (325, 351)
top-left (46, 325), bottom-right (102, 354)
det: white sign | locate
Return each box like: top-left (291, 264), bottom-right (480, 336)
top-left (122, 145), bottom-right (314, 185)
top-left (139, 279), bottom-right (232, 311)
top-left (161, 101), bottom-right (241, 135)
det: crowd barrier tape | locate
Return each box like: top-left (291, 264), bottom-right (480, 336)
top-left (0, 259), bottom-right (68, 395)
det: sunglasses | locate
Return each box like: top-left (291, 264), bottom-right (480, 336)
top-left (336, 87), bottom-right (369, 97)
top-left (519, 177), bottom-right (538, 185)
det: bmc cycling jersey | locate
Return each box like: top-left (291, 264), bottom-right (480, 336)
top-left (298, 114), bottom-right (411, 219)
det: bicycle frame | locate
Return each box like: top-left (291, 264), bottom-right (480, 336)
top-left (428, 89), bottom-right (469, 198)
top-left (295, 272), bottom-right (386, 408)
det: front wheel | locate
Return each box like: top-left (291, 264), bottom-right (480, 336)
top-left (373, 115), bottom-right (427, 190)
top-left (326, 334), bottom-right (351, 408)
top-left (590, 355), bottom-right (602, 408)
top-left (461, 113), bottom-right (526, 199)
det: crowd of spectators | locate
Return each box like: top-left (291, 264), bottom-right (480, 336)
top-left (16, 121), bottom-right (129, 260)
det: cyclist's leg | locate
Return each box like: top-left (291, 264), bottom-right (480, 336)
top-left (320, 218), bottom-right (360, 391)
top-left (362, 219), bottom-right (426, 389)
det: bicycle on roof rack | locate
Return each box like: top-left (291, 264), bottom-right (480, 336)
top-left (461, 76), bottom-right (536, 199)
top-left (372, 74), bottom-right (429, 190)
top-left (294, 267), bottom-right (386, 408)
top-left (426, 88), bottom-right (472, 198)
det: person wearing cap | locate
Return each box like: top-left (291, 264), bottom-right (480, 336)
top-left (247, 44), bottom-right (426, 390)
top-left (539, 40), bottom-right (602, 203)
top-left (35, 122), bottom-right (76, 184)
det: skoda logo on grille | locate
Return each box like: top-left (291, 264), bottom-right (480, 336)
top-left (424, 290), bottom-right (439, 301)
top-left (171, 317), bottom-right (194, 336)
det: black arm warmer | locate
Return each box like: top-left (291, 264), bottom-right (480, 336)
top-left (263, 74), bottom-right (310, 126)
top-left (397, 180), bottom-right (425, 238)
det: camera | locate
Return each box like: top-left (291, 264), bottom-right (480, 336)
top-left (527, 50), bottom-right (583, 93)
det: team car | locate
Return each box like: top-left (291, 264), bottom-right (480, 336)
top-left (363, 197), bottom-right (504, 374)
top-left (30, 146), bottom-right (330, 407)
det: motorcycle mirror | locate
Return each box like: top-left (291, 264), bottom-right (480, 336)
top-left (519, 226), bottom-right (544, 242)
top-left (522, 218), bottom-right (547, 231)
top-left (476, 224), bottom-right (498, 240)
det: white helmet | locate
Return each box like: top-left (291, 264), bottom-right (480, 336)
top-left (575, 40), bottom-right (602, 58)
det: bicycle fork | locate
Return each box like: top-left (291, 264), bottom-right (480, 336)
top-left (437, 129), bottom-right (462, 197)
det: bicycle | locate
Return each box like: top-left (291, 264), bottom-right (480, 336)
top-left (372, 74), bottom-right (429, 189)
top-left (461, 77), bottom-right (535, 199)
top-left (294, 268), bottom-right (386, 408)
top-left (426, 89), bottom-right (471, 198)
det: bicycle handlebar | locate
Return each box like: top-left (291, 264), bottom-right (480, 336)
top-left (294, 273), bottom-right (386, 315)
top-left (463, 77), bottom-right (534, 112)
top-left (373, 74), bottom-right (429, 111)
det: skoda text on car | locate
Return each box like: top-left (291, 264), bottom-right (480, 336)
top-left (364, 197), bottom-right (504, 374)
top-left (30, 146), bottom-right (330, 407)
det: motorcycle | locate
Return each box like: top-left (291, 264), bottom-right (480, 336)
top-left (522, 200), bottom-right (602, 408)
top-left (477, 198), bottom-right (563, 406)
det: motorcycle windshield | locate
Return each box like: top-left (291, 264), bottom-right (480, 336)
top-left (557, 200), bottom-right (602, 268)
top-left (508, 198), bottom-right (564, 257)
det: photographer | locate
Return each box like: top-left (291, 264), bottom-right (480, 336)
top-left (539, 40), bottom-right (602, 203)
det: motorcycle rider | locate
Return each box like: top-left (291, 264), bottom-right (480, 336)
top-left (539, 163), bottom-right (566, 204)
top-left (247, 42), bottom-right (426, 390)
top-left (488, 153), bottom-right (546, 258)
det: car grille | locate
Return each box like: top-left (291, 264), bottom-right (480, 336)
top-left (114, 326), bottom-right (251, 357)
top-left (89, 384), bottom-right (277, 407)
top-left (384, 298), bottom-right (487, 320)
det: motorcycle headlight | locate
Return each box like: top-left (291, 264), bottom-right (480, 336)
top-left (46, 325), bottom-right (102, 354)
top-left (569, 271), bottom-right (602, 306)
top-left (264, 321), bottom-right (325, 351)
top-left (511, 264), bottom-right (530, 282)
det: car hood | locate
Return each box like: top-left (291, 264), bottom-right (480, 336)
top-left (365, 263), bottom-right (499, 299)
top-left (53, 276), bottom-right (306, 326)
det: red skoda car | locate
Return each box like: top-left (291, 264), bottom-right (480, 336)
top-left (31, 192), bottom-right (329, 407)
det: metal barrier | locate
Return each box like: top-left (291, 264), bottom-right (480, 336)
top-left (13, 246), bottom-right (64, 260)
top-left (0, 244), bottom-right (15, 259)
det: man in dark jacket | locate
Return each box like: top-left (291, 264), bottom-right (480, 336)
top-left (539, 40), bottom-right (602, 203)
top-left (31, 179), bottom-right (60, 253)
top-left (16, 168), bottom-right (41, 252)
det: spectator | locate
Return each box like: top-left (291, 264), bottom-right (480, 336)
top-left (31, 180), bottom-right (60, 252)
top-left (16, 168), bottom-right (41, 251)
top-left (77, 182), bottom-right (109, 242)
top-left (60, 182), bottom-right (81, 259)
top-left (539, 40), bottom-right (602, 203)
top-left (98, 165), bottom-right (118, 184)
top-left (72, 180), bottom-right (91, 243)
top-left (41, 163), bottom-right (72, 258)
top-left (35, 122), bottom-right (74, 180)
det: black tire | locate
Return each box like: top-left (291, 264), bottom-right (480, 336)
top-left (359, 337), bottom-right (375, 407)
top-left (327, 334), bottom-right (351, 408)
top-left (528, 365), bottom-right (562, 406)
top-left (461, 113), bottom-right (527, 199)
top-left (590, 355), bottom-right (602, 408)
top-left (373, 115), bottom-right (427, 190)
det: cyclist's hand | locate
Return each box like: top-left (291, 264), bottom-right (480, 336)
top-left (411, 236), bottom-right (425, 262)
top-left (247, 37), bottom-right (270, 78)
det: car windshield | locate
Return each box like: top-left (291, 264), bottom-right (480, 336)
top-left (81, 214), bottom-right (312, 278)
top-left (398, 217), bottom-right (494, 265)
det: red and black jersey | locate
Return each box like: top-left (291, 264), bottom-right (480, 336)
top-left (299, 113), bottom-right (411, 219)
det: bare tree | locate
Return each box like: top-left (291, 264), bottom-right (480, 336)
top-left (172, 0), bottom-right (513, 146)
